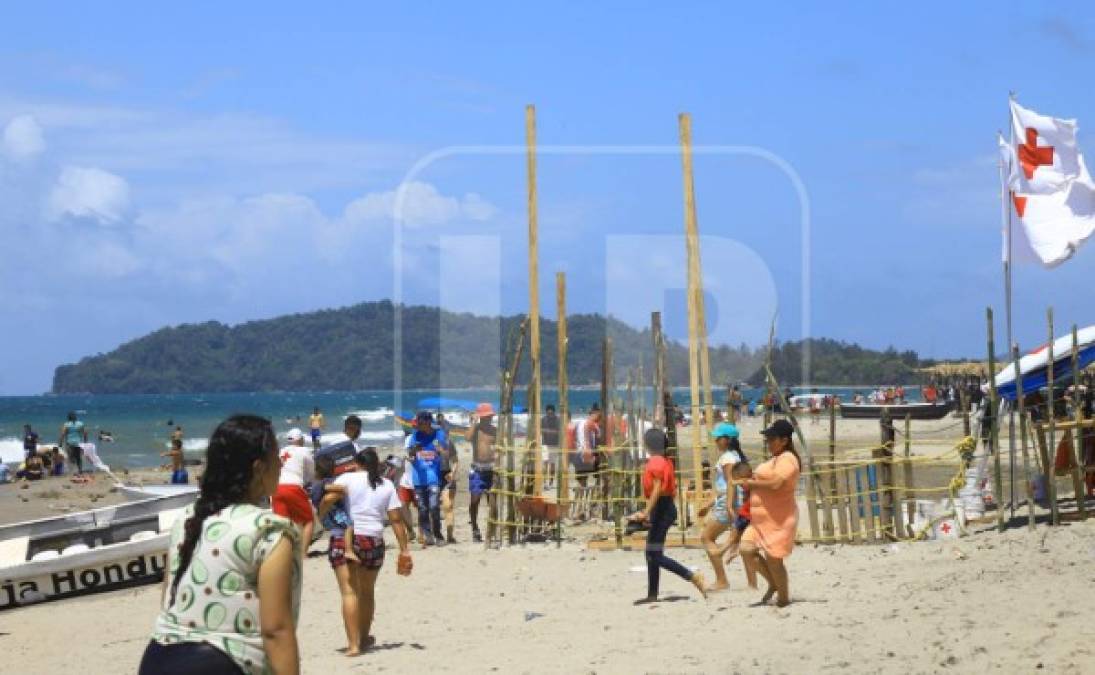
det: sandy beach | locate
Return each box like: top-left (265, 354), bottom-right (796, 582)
top-left (2, 413), bottom-right (1091, 673)
top-left (1, 512), bottom-right (1092, 674)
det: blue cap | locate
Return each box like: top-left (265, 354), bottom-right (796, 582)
top-left (712, 422), bottom-right (739, 439)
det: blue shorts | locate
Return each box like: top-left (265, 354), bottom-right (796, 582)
top-left (469, 467), bottom-right (494, 496)
top-left (712, 495), bottom-right (731, 526)
top-left (170, 469), bottom-right (189, 484)
top-left (311, 429), bottom-right (322, 441)
top-left (733, 515), bottom-right (750, 532)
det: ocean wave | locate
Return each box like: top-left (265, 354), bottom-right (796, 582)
top-left (165, 438), bottom-right (208, 452)
top-left (347, 407), bottom-right (393, 422)
top-left (359, 430), bottom-right (405, 442)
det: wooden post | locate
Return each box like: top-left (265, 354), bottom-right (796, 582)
top-left (960, 388), bottom-right (971, 437)
top-left (1012, 344), bottom-right (1036, 529)
top-left (904, 414), bottom-right (914, 533)
top-left (555, 272), bottom-right (568, 541)
top-left (859, 466), bottom-right (876, 543)
top-left (501, 318), bottom-right (529, 545)
top-left (845, 466), bottom-right (862, 542)
top-left (525, 104), bottom-right (543, 498)
top-left (651, 312), bottom-right (666, 426)
top-left (678, 112), bottom-right (704, 517)
top-left (762, 319), bottom-right (776, 457)
top-left (1045, 309), bottom-right (1060, 525)
top-left (697, 284), bottom-right (716, 439)
top-left (604, 337), bottom-right (615, 524)
top-left (877, 409), bottom-right (897, 539)
top-left (832, 461), bottom-right (850, 542)
top-left (663, 390), bottom-right (686, 545)
top-left (986, 308), bottom-right (1004, 532)
top-left (1069, 325), bottom-right (1088, 518)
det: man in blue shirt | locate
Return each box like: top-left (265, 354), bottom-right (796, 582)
top-left (404, 411), bottom-right (446, 546)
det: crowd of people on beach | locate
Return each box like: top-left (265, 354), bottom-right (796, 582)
top-left (127, 398), bottom-right (810, 674)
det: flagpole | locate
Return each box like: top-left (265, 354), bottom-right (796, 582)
top-left (1004, 91), bottom-right (1018, 517)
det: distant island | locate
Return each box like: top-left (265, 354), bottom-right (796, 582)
top-left (52, 300), bottom-right (943, 394)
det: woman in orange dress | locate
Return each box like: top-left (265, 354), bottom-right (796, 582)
top-left (739, 419), bottom-right (801, 607)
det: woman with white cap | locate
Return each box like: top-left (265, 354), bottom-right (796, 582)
top-left (696, 422), bottom-right (745, 592)
top-left (271, 427), bottom-right (316, 548)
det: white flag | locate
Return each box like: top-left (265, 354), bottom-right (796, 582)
top-left (1007, 99), bottom-right (1081, 194)
top-left (1009, 156), bottom-right (1095, 267)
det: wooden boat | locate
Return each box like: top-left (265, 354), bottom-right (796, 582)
top-left (839, 401), bottom-right (955, 420)
top-left (117, 483), bottom-right (198, 502)
top-left (991, 324), bottom-right (1095, 400)
top-left (0, 490), bottom-right (196, 611)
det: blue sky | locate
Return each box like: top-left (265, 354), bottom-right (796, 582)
top-left (2, 2), bottom-right (1095, 394)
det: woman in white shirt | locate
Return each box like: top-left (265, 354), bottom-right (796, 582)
top-left (320, 448), bottom-right (412, 656)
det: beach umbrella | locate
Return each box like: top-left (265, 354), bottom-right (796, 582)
top-left (992, 324), bottom-right (1095, 401)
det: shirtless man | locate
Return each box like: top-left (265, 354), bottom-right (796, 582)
top-left (465, 402), bottom-right (498, 542)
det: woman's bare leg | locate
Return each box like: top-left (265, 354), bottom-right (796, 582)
top-left (334, 564), bottom-right (360, 655)
top-left (357, 567), bottom-right (380, 648)
top-left (740, 543), bottom-right (775, 602)
top-left (767, 557), bottom-right (790, 606)
top-left (700, 520), bottom-right (730, 590)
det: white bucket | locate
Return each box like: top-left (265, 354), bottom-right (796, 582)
top-left (959, 487), bottom-right (985, 519)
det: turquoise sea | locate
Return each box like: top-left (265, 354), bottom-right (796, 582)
top-left (0, 386), bottom-right (920, 468)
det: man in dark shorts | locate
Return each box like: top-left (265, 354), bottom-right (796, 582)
top-left (465, 402), bottom-right (497, 542)
top-left (437, 414), bottom-right (459, 544)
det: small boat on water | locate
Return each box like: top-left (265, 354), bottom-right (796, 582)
top-left (839, 401), bottom-right (956, 420)
top-left (0, 490), bottom-right (196, 611)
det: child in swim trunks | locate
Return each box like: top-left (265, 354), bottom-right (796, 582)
top-left (310, 455), bottom-right (359, 564)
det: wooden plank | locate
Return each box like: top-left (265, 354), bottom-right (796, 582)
top-left (804, 467), bottom-right (821, 543)
top-left (845, 466), bottom-right (863, 543)
top-left (858, 466), bottom-right (877, 543)
top-left (556, 272), bottom-right (568, 536)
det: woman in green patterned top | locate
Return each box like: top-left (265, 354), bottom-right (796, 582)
top-left (139, 415), bottom-right (301, 675)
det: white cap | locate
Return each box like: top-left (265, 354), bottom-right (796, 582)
top-left (286, 428), bottom-right (305, 441)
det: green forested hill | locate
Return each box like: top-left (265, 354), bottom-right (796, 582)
top-left (52, 301), bottom-right (930, 393)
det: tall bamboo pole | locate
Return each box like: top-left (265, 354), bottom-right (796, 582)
top-left (1045, 309), bottom-right (1059, 525)
top-left (678, 112), bottom-right (704, 515)
top-left (1012, 343), bottom-right (1036, 529)
top-left (696, 285), bottom-right (716, 434)
top-left (525, 104), bottom-right (543, 497)
top-left (986, 308), bottom-right (1004, 532)
top-left (556, 272), bottom-right (568, 536)
top-left (1069, 325), bottom-right (1087, 518)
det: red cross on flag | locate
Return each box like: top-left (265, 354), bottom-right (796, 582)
top-left (998, 100), bottom-right (1095, 267)
top-left (1006, 99), bottom-right (1081, 195)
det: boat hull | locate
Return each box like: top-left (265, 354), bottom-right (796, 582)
top-left (839, 402), bottom-right (955, 420)
top-left (0, 491), bottom-right (196, 610)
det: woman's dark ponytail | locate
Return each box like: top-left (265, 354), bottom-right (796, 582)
top-left (359, 447), bottom-right (381, 489)
top-left (169, 414), bottom-right (275, 606)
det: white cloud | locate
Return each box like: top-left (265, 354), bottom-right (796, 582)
top-left (343, 181), bottom-right (498, 228)
top-left (47, 166), bottom-right (131, 224)
top-left (2, 115), bottom-right (45, 160)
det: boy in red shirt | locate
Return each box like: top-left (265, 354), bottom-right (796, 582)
top-left (628, 428), bottom-right (707, 604)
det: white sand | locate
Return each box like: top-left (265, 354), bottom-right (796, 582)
top-left (2, 515), bottom-right (1092, 674)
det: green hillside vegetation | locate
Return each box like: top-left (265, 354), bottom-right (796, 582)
top-left (52, 301), bottom-right (931, 394)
